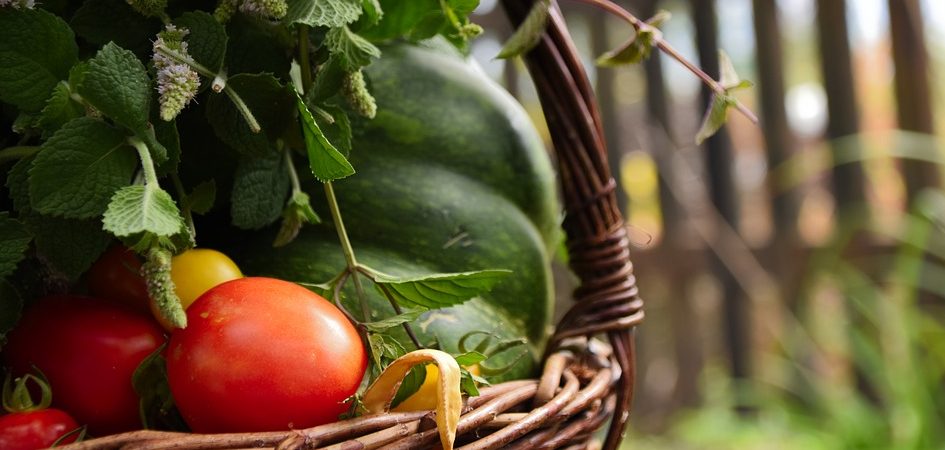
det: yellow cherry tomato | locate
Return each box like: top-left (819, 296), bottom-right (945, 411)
top-left (151, 248), bottom-right (244, 331)
top-left (393, 363), bottom-right (480, 412)
top-left (170, 248), bottom-right (244, 308)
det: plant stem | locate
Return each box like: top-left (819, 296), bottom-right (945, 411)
top-left (170, 173), bottom-right (197, 240)
top-left (324, 181), bottom-right (372, 322)
top-left (571, 0), bottom-right (758, 123)
top-left (0, 145), bottom-right (40, 165)
top-left (221, 85), bottom-right (262, 133)
top-left (155, 45), bottom-right (261, 132)
top-left (298, 25), bottom-right (313, 92)
top-left (128, 137), bottom-right (160, 187)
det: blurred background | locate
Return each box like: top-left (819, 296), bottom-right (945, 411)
top-left (470, 0), bottom-right (945, 448)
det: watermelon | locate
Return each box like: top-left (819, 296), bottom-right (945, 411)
top-left (209, 41), bottom-right (560, 380)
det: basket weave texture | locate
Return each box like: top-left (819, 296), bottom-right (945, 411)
top-left (59, 2), bottom-right (644, 449)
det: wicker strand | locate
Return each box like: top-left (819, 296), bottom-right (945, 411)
top-left (498, 2), bottom-right (644, 449)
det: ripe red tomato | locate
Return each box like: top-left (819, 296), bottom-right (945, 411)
top-left (166, 277), bottom-right (367, 433)
top-left (0, 409), bottom-right (79, 450)
top-left (86, 245), bottom-right (151, 313)
top-left (1, 295), bottom-right (167, 436)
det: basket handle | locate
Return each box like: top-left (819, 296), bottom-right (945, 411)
top-left (498, 2), bottom-right (645, 448)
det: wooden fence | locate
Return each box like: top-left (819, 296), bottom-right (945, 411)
top-left (477, 0), bottom-right (941, 432)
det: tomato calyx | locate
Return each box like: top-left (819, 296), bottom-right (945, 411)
top-left (2, 372), bottom-right (53, 414)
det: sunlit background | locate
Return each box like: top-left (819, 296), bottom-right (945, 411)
top-left (469, 1), bottom-right (945, 448)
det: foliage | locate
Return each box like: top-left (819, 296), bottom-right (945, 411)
top-left (631, 132), bottom-right (945, 450)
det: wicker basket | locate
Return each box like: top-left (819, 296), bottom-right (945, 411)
top-left (58, 1), bottom-right (644, 449)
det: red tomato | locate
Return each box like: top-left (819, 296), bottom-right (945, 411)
top-left (0, 409), bottom-right (79, 450)
top-left (86, 245), bottom-right (151, 313)
top-left (166, 277), bottom-right (367, 433)
top-left (2, 295), bottom-right (167, 436)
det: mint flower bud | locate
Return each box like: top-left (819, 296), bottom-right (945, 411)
top-left (0, 0), bottom-right (36, 9)
top-left (239, 0), bottom-right (287, 19)
top-left (214, 0), bottom-right (238, 23)
top-left (157, 65), bottom-right (200, 121)
top-left (342, 70), bottom-right (376, 119)
top-left (127, 0), bottom-right (167, 17)
top-left (152, 25), bottom-right (201, 121)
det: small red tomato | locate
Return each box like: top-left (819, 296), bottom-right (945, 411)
top-left (2, 295), bottom-right (167, 436)
top-left (0, 374), bottom-right (79, 450)
top-left (166, 277), bottom-right (367, 433)
top-left (0, 409), bottom-right (79, 450)
top-left (86, 245), bottom-right (151, 313)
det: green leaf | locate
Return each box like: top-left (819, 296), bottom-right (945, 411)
top-left (449, 0), bottom-right (480, 15)
top-left (296, 91), bottom-right (355, 182)
top-left (357, 0), bottom-right (439, 42)
top-left (38, 82), bottom-right (84, 138)
top-left (695, 92), bottom-right (733, 145)
top-left (206, 74), bottom-right (297, 156)
top-left (230, 151), bottom-right (291, 230)
top-left (316, 104), bottom-right (353, 157)
top-left (274, 190), bottom-right (320, 247)
top-left (369, 269), bottom-right (512, 310)
top-left (358, 0), bottom-right (382, 27)
top-left (70, 0), bottom-right (163, 59)
top-left (454, 351), bottom-right (487, 367)
top-left (0, 214), bottom-right (32, 281)
top-left (173, 11), bottom-right (228, 76)
top-left (78, 43), bottom-right (152, 133)
top-left (310, 55), bottom-right (347, 103)
top-left (183, 180), bottom-right (216, 215)
top-left (285, 0), bottom-right (362, 27)
top-left (7, 155), bottom-right (112, 279)
top-left (224, 14), bottom-right (292, 77)
top-left (0, 8), bottom-right (78, 112)
top-left (325, 25), bottom-right (381, 69)
top-left (362, 310), bottom-right (426, 333)
top-left (595, 34), bottom-right (649, 67)
top-left (150, 104), bottom-right (178, 176)
top-left (0, 278), bottom-right (23, 337)
top-left (29, 117), bottom-right (138, 219)
top-left (718, 50), bottom-right (741, 89)
top-left (495, 0), bottom-right (549, 59)
top-left (102, 185), bottom-right (187, 242)
top-left (133, 345), bottom-right (187, 431)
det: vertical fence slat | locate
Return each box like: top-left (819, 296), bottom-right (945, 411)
top-left (888, 0), bottom-right (940, 198)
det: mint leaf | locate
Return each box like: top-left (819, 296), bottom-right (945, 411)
top-left (450, 0), bottom-right (480, 15)
top-left (0, 214), bottom-right (32, 280)
top-left (285, 0), bottom-right (362, 27)
top-left (230, 152), bottom-right (291, 230)
top-left (0, 279), bottom-right (24, 337)
top-left (358, 0), bottom-right (382, 27)
top-left (224, 14), bottom-right (292, 77)
top-left (79, 43), bottom-right (152, 133)
top-left (368, 268), bottom-right (512, 310)
top-left (103, 185), bottom-right (187, 245)
top-left (273, 190), bottom-right (320, 247)
top-left (7, 155), bottom-right (112, 279)
top-left (0, 8), bottom-right (78, 112)
top-left (28, 118), bottom-right (138, 219)
top-left (173, 11), bottom-right (227, 76)
top-left (296, 91), bottom-right (354, 182)
top-left (38, 82), bottom-right (84, 138)
top-left (496, 0), bottom-right (549, 59)
top-left (316, 104), bottom-right (352, 156)
top-left (70, 0), bottom-right (163, 59)
top-left (206, 74), bottom-right (296, 156)
top-left (183, 180), bottom-right (216, 215)
top-left (325, 25), bottom-right (381, 69)
top-left (358, 0), bottom-right (439, 42)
